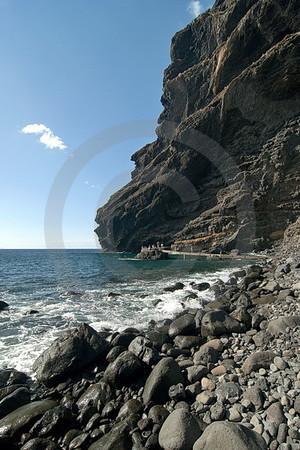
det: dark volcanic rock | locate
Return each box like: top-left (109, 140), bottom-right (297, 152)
top-left (95, 0), bottom-right (300, 254)
top-left (136, 248), bottom-right (169, 260)
top-left (169, 313), bottom-right (196, 338)
top-left (0, 369), bottom-right (30, 388)
top-left (201, 310), bottom-right (244, 337)
top-left (0, 300), bottom-right (9, 311)
top-left (242, 351), bottom-right (276, 374)
top-left (0, 400), bottom-right (57, 437)
top-left (76, 382), bottom-right (114, 412)
top-left (32, 323), bottom-right (110, 386)
top-left (193, 421), bottom-right (267, 449)
top-left (142, 357), bottom-right (184, 405)
top-left (103, 351), bottom-right (142, 387)
top-left (158, 409), bottom-right (201, 450)
top-left (0, 387), bottom-right (30, 419)
top-left (88, 416), bottom-right (133, 450)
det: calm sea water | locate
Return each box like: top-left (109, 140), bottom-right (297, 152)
top-left (0, 249), bottom-right (245, 375)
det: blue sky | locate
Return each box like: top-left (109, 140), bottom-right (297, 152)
top-left (0, 0), bottom-right (213, 249)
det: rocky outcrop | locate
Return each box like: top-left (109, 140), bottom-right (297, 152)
top-left (95, 0), bottom-right (300, 253)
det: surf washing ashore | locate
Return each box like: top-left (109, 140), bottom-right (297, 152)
top-left (0, 248), bottom-right (299, 449)
top-left (0, 249), bottom-right (246, 374)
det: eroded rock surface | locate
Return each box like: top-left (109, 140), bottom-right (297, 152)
top-left (95, 0), bottom-right (300, 253)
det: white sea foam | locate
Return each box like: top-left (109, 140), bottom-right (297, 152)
top-left (0, 265), bottom-right (242, 376)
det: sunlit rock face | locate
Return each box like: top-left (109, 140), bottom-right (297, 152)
top-left (95, 0), bottom-right (300, 253)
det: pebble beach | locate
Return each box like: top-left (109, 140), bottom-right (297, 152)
top-left (0, 251), bottom-right (299, 450)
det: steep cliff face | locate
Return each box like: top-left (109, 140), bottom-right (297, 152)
top-left (95, 0), bottom-right (300, 253)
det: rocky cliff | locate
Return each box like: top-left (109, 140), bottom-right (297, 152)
top-left (95, 0), bottom-right (300, 253)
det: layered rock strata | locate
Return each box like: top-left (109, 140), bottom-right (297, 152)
top-left (95, 0), bottom-right (300, 253)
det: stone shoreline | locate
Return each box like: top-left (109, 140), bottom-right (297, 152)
top-left (0, 254), bottom-right (299, 449)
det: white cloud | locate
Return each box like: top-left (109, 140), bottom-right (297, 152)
top-left (187, 0), bottom-right (202, 17)
top-left (21, 123), bottom-right (67, 150)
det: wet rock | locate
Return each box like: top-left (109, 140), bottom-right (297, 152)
top-left (193, 421), bottom-right (267, 449)
top-left (0, 300), bottom-right (9, 311)
top-left (32, 323), bottom-right (110, 386)
top-left (88, 417), bottom-right (133, 450)
top-left (77, 381), bottom-right (114, 410)
top-left (194, 282), bottom-right (210, 291)
top-left (29, 405), bottom-right (73, 437)
top-left (20, 438), bottom-right (60, 450)
top-left (0, 369), bottom-right (30, 388)
top-left (201, 310), bottom-right (244, 337)
top-left (146, 328), bottom-right (171, 350)
top-left (169, 314), bottom-right (196, 338)
top-left (0, 384), bottom-right (27, 402)
top-left (25, 310), bottom-right (40, 315)
top-left (0, 399), bottom-right (57, 437)
top-left (158, 409), bottom-right (201, 450)
top-left (242, 351), bottom-right (276, 374)
top-left (117, 399), bottom-right (143, 420)
top-left (143, 357), bottom-right (184, 405)
top-left (111, 332), bottom-right (137, 348)
top-left (0, 387), bottom-right (30, 419)
top-left (164, 282), bottom-right (184, 292)
top-left (103, 351), bottom-right (142, 387)
top-left (106, 346), bottom-right (126, 363)
top-left (128, 336), bottom-right (160, 365)
top-left (69, 432), bottom-right (90, 449)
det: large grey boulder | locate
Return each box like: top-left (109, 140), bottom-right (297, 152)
top-left (0, 369), bottom-right (30, 388)
top-left (128, 336), bottom-right (160, 365)
top-left (193, 421), bottom-right (267, 449)
top-left (0, 400), bottom-right (57, 437)
top-left (267, 316), bottom-right (300, 334)
top-left (0, 387), bottom-right (30, 419)
top-left (201, 310), bottom-right (244, 337)
top-left (169, 314), bottom-right (196, 338)
top-left (32, 323), bottom-right (110, 386)
top-left (143, 357), bottom-right (184, 405)
top-left (174, 335), bottom-right (203, 349)
top-left (242, 351), bottom-right (276, 374)
top-left (159, 409), bottom-right (201, 450)
top-left (103, 351), bottom-right (142, 387)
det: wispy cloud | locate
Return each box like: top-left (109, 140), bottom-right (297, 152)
top-left (21, 123), bottom-right (67, 150)
top-left (187, 0), bottom-right (202, 17)
top-left (84, 180), bottom-right (100, 189)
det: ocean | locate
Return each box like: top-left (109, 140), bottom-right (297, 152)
top-left (0, 249), bottom-right (245, 375)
